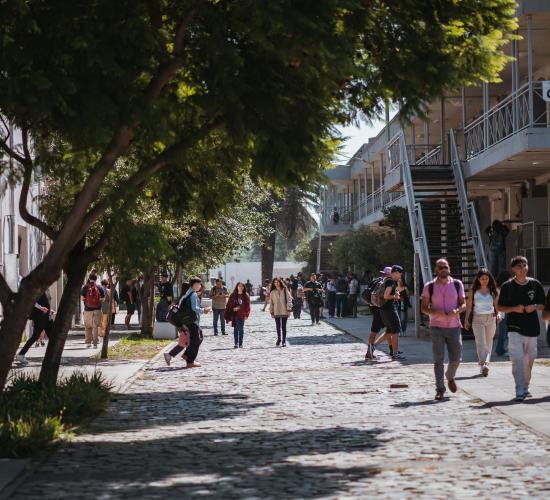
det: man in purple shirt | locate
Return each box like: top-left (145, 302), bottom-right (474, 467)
top-left (421, 258), bottom-right (466, 400)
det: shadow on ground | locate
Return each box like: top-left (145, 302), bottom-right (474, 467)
top-left (286, 335), bottom-right (361, 346)
top-left (20, 427), bottom-right (387, 499)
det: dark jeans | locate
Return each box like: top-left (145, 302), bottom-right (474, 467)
top-left (233, 317), bottom-right (245, 346)
top-left (399, 309), bottom-right (408, 335)
top-left (169, 324), bottom-right (203, 363)
top-left (213, 309), bottom-right (225, 334)
top-left (275, 316), bottom-right (288, 342)
top-left (20, 317), bottom-right (53, 356)
top-left (327, 291), bottom-right (336, 317)
top-left (489, 249), bottom-right (506, 277)
top-left (336, 294), bottom-right (347, 317)
top-left (495, 315), bottom-right (508, 355)
top-left (308, 300), bottom-right (321, 323)
top-left (348, 294), bottom-right (358, 318)
top-left (292, 298), bottom-right (303, 319)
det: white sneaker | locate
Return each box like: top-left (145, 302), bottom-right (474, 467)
top-left (164, 353), bottom-right (171, 366)
top-left (482, 364), bottom-right (489, 377)
top-left (16, 354), bottom-right (28, 365)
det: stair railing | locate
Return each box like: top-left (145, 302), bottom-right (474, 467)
top-left (397, 131), bottom-right (432, 284)
top-left (449, 129), bottom-right (488, 270)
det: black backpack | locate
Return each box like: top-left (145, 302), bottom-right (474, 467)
top-left (361, 278), bottom-right (382, 306)
top-left (166, 292), bottom-right (197, 327)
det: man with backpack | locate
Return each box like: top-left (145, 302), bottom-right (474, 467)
top-left (80, 273), bottom-right (105, 348)
top-left (364, 267), bottom-right (390, 360)
top-left (334, 273), bottom-right (349, 318)
top-left (498, 256), bottom-right (545, 401)
top-left (421, 258), bottom-right (466, 400)
top-left (303, 273), bottom-right (323, 325)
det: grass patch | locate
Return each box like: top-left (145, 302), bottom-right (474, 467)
top-left (0, 372), bottom-right (111, 458)
top-left (106, 334), bottom-right (172, 360)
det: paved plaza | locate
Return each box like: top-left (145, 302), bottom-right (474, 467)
top-left (8, 304), bottom-right (550, 499)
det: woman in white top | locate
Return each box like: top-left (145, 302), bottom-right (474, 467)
top-left (269, 277), bottom-right (293, 347)
top-left (464, 268), bottom-right (500, 377)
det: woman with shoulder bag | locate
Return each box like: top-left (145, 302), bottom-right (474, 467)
top-left (225, 282), bottom-right (251, 348)
top-left (464, 268), bottom-right (500, 377)
top-left (269, 277), bottom-right (293, 347)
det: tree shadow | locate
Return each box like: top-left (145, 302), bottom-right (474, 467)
top-left (95, 390), bottom-right (276, 432)
top-left (287, 335), bottom-right (361, 346)
top-left (20, 427), bottom-right (386, 499)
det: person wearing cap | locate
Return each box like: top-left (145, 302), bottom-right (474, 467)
top-left (379, 265), bottom-right (405, 360)
top-left (365, 266), bottom-right (392, 360)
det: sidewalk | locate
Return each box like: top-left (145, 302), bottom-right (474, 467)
top-left (324, 312), bottom-right (550, 439)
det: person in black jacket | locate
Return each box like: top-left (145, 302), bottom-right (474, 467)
top-left (16, 292), bottom-right (54, 365)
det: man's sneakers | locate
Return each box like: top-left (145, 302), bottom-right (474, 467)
top-left (16, 354), bottom-right (28, 366)
top-left (481, 364), bottom-right (489, 377)
top-left (447, 379), bottom-right (458, 393)
top-left (435, 390), bottom-right (445, 401)
top-left (163, 352), bottom-right (171, 366)
top-left (514, 393), bottom-right (526, 402)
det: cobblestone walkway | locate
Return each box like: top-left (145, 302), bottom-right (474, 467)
top-left (11, 305), bottom-right (550, 499)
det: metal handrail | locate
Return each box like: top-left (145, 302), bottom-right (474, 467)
top-left (450, 129), bottom-right (488, 270)
top-left (399, 130), bottom-right (432, 283)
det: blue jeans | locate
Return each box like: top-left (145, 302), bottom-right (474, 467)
top-left (494, 315), bottom-right (508, 355)
top-left (213, 309), bottom-right (225, 334)
top-left (336, 294), bottom-right (346, 317)
top-left (233, 317), bottom-right (245, 346)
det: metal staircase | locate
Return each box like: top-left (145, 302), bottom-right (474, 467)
top-left (397, 130), bottom-right (486, 287)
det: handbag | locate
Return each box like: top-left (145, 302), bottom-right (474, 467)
top-left (178, 326), bottom-right (190, 348)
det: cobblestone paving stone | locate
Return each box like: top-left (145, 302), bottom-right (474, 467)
top-left (10, 304), bottom-right (550, 499)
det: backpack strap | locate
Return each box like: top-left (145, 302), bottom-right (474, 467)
top-left (428, 282), bottom-right (434, 306)
top-left (453, 279), bottom-right (461, 307)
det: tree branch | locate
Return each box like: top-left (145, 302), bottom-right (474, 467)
top-left (0, 135), bottom-right (26, 165)
top-left (18, 155), bottom-right (58, 240)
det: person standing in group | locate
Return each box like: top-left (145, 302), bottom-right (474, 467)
top-left (121, 279), bottom-right (138, 330)
top-left (16, 291), bottom-right (54, 365)
top-left (303, 273), bottom-right (323, 325)
top-left (225, 282), bottom-right (251, 348)
top-left (497, 256), bottom-right (545, 401)
top-left (379, 265), bottom-right (405, 360)
top-left (262, 278), bottom-right (271, 312)
top-left (164, 277), bottom-right (210, 368)
top-left (245, 280), bottom-right (254, 296)
top-left (421, 259), bottom-right (466, 400)
top-left (348, 273), bottom-right (359, 318)
top-left (81, 273), bottom-right (105, 348)
top-left (397, 277), bottom-right (411, 336)
top-left (365, 268), bottom-right (390, 360)
top-left (294, 283), bottom-right (304, 319)
top-left (211, 279), bottom-right (229, 335)
top-left (334, 273), bottom-right (348, 318)
top-left (464, 268), bottom-right (500, 377)
top-left (494, 270), bottom-right (512, 356)
top-left (269, 277), bottom-right (293, 347)
top-left (326, 276), bottom-right (337, 319)
top-left (156, 272), bottom-right (174, 322)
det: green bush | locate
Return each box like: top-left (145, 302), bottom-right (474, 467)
top-left (0, 372), bottom-right (112, 458)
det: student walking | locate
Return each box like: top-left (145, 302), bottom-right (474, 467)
top-left (164, 277), bottom-right (210, 368)
top-left (210, 279), bottom-right (229, 335)
top-left (81, 273), bottom-right (105, 348)
top-left (365, 268), bottom-right (390, 360)
top-left (262, 278), bottom-right (271, 312)
top-left (497, 256), bottom-right (545, 401)
top-left (464, 268), bottom-right (500, 377)
top-left (16, 292), bottom-right (54, 365)
top-left (379, 265), bottom-right (405, 360)
top-left (121, 279), bottom-right (138, 330)
top-left (348, 273), bottom-right (359, 318)
top-left (269, 277), bottom-right (293, 347)
top-left (421, 259), bottom-right (466, 400)
top-left (303, 273), bottom-right (323, 325)
top-left (99, 279), bottom-right (115, 337)
top-left (225, 282), bottom-right (251, 348)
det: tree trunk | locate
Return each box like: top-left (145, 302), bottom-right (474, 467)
top-left (140, 268), bottom-right (155, 337)
top-left (261, 229), bottom-right (277, 283)
top-left (0, 294), bottom-right (37, 389)
top-left (39, 243), bottom-right (89, 384)
top-left (100, 274), bottom-right (117, 360)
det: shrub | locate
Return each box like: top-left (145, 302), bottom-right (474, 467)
top-left (0, 372), bottom-right (112, 458)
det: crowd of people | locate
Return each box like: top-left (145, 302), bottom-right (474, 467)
top-left (15, 254), bottom-right (550, 403)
